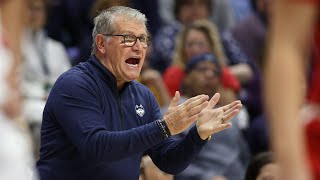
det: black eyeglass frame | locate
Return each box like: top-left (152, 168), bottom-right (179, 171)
top-left (193, 66), bottom-right (222, 77)
top-left (103, 34), bottom-right (150, 48)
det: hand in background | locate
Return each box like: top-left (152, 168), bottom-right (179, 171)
top-left (140, 69), bottom-right (163, 88)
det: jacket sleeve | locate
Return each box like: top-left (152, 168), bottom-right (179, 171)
top-left (146, 126), bottom-right (207, 174)
top-left (48, 72), bottom-right (165, 162)
top-left (142, 86), bottom-right (208, 174)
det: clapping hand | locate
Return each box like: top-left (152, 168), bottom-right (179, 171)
top-left (163, 91), bottom-right (209, 135)
top-left (196, 93), bottom-right (242, 140)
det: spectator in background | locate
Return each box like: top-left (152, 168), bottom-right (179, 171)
top-left (130, 0), bottom-right (162, 36)
top-left (229, 0), bottom-right (252, 23)
top-left (246, 113), bottom-right (270, 156)
top-left (244, 152), bottom-right (280, 180)
top-left (182, 53), bottom-right (233, 108)
top-left (0, 0), bottom-right (37, 179)
top-left (211, 0), bottom-right (236, 32)
top-left (151, 0), bottom-right (213, 73)
top-left (232, 0), bottom-right (269, 64)
top-left (163, 20), bottom-right (239, 102)
top-left (231, 0), bottom-right (271, 155)
top-left (90, 0), bottom-right (129, 19)
top-left (45, 0), bottom-right (95, 65)
top-left (139, 155), bottom-right (173, 180)
top-left (174, 53), bottom-right (250, 180)
top-left (158, 0), bottom-right (236, 32)
top-left (231, 0), bottom-right (270, 120)
top-left (22, 0), bottom-right (71, 158)
top-left (151, 0), bottom-right (253, 87)
top-left (163, 20), bottom-right (251, 131)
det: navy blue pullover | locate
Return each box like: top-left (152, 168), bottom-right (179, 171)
top-left (36, 56), bottom-right (207, 180)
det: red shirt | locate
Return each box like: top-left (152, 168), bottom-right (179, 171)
top-left (308, 19), bottom-right (320, 103)
top-left (295, 0), bottom-right (320, 103)
top-left (163, 65), bottom-right (240, 97)
top-left (293, 1), bottom-right (320, 178)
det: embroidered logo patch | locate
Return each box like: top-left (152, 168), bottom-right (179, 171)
top-left (135, 104), bottom-right (145, 117)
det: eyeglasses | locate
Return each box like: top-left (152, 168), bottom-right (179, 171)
top-left (185, 41), bottom-right (210, 49)
top-left (194, 66), bottom-right (221, 76)
top-left (103, 34), bottom-right (150, 48)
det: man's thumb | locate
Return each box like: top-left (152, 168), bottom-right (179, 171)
top-left (168, 91), bottom-right (180, 108)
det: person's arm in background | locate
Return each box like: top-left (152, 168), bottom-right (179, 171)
top-left (0, 0), bottom-right (27, 121)
top-left (229, 63), bottom-right (252, 84)
top-left (0, 0), bottom-right (26, 63)
top-left (221, 32), bottom-right (253, 84)
top-left (264, 1), bottom-right (317, 179)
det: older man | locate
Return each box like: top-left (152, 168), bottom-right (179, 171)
top-left (36, 6), bottom-right (242, 180)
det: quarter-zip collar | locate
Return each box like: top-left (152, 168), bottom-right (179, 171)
top-left (87, 55), bottom-right (131, 94)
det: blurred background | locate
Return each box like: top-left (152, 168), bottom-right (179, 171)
top-left (1, 0), bottom-right (283, 180)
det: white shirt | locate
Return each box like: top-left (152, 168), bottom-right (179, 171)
top-left (22, 30), bottom-right (71, 122)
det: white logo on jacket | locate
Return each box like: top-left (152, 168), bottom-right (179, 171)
top-left (135, 104), bottom-right (145, 117)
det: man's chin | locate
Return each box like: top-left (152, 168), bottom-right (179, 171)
top-left (126, 74), bottom-right (140, 81)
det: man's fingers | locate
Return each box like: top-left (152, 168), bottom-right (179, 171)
top-left (221, 100), bottom-right (242, 113)
top-left (179, 94), bottom-right (209, 111)
top-left (179, 95), bottom-right (209, 116)
top-left (222, 109), bottom-right (240, 123)
top-left (216, 123), bottom-right (232, 132)
top-left (206, 93), bottom-right (220, 109)
top-left (165, 94), bottom-right (209, 135)
top-left (223, 103), bottom-right (242, 116)
top-left (186, 113), bottom-right (202, 127)
top-left (187, 101), bottom-right (209, 119)
top-left (184, 102), bottom-right (209, 130)
top-left (168, 91), bottom-right (180, 109)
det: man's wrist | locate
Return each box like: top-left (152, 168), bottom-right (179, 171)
top-left (197, 129), bottom-right (212, 141)
top-left (156, 118), bottom-right (171, 139)
top-left (206, 135), bottom-right (212, 141)
top-left (199, 134), bottom-right (212, 141)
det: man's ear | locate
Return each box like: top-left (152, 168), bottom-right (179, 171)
top-left (95, 34), bottom-right (106, 54)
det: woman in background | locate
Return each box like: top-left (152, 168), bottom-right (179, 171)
top-left (163, 20), bottom-right (239, 104)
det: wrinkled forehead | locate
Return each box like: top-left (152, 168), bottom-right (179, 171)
top-left (114, 16), bottom-right (148, 35)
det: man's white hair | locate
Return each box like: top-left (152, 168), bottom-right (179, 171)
top-left (91, 6), bottom-right (148, 54)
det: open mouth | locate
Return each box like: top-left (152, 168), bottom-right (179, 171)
top-left (125, 58), bottom-right (140, 67)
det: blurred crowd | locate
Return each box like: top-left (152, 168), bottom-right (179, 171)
top-left (1, 0), bottom-right (280, 180)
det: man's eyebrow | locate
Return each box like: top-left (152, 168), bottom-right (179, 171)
top-left (118, 31), bottom-right (148, 36)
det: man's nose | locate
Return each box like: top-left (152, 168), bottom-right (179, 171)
top-left (205, 69), bottom-right (215, 77)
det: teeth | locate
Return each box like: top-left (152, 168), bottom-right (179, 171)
top-left (126, 63), bottom-right (138, 67)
